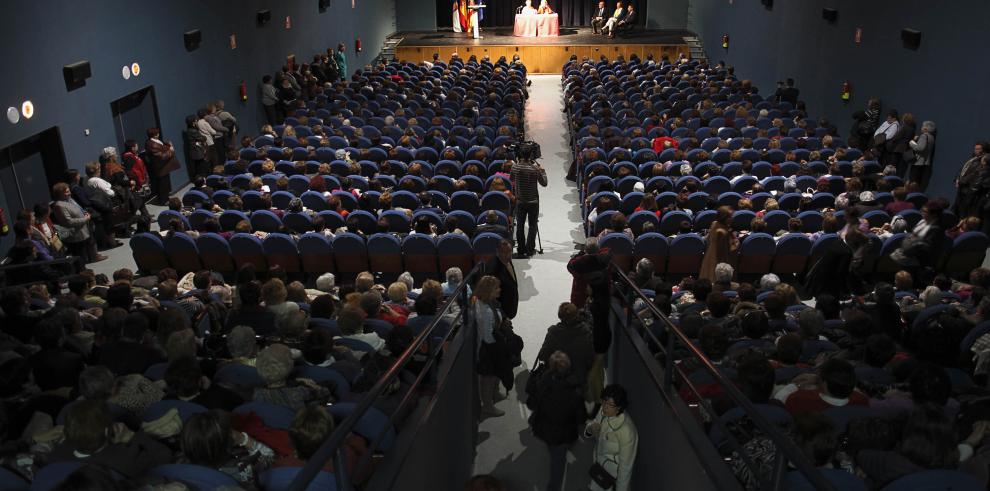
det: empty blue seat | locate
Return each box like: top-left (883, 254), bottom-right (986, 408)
top-left (773, 234), bottom-right (813, 275)
top-left (737, 232), bottom-right (775, 275)
top-left (402, 233), bottom-right (439, 279)
top-left (195, 233), bottom-right (236, 278)
top-left (667, 233), bottom-right (705, 277)
top-left (229, 233), bottom-right (268, 271)
top-left (163, 233), bottom-right (202, 273)
top-left (368, 233), bottom-right (403, 276)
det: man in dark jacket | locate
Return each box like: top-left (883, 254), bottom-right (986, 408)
top-left (527, 351), bottom-right (587, 491)
top-left (485, 239), bottom-right (519, 319)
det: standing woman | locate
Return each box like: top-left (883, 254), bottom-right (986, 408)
top-left (586, 384), bottom-right (638, 491)
top-left (145, 128), bottom-right (181, 205)
top-left (51, 183), bottom-right (103, 264)
top-left (182, 115), bottom-right (209, 181)
top-left (699, 206), bottom-right (737, 282)
top-left (954, 142), bottom-right (988, 218)
top-left (891, 112), bottom-right (916, 178)
top-left (908, 121), bottom-right (936, 191)
top-left (334, 43), bottom-right (348, 83)
top-left (527, 351), bottom-right (587, 491)
top-left (475, 275), bottom-right (507, 417)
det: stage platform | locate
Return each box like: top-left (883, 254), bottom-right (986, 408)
top-left (394, 28), bottom-right (692, 74)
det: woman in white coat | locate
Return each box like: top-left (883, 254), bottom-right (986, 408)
top-left (585, 384), bottom-right (638, 491)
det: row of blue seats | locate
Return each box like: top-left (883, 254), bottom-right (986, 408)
top-left (131, 231), bottom-right (507, 280)
top-left (601, 231), bottom-right (988, 278)
top-left (160, 207), bottom-right (511, 236)
top-left (590, 208), bottom-right (927, 237)
top-left (206, 168), bottom-right (509, 194)
top-left (581, 159), bottom-right (881, 183)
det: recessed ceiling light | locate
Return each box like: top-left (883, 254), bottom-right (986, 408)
top-left (6, 107), bottom-right (19, 124)
top-left (131, 62), bottom-right (141, 77)
top-left (21, 100), bottom-right (34, 119)
top-left (122, 65), bottom-right (131, 80)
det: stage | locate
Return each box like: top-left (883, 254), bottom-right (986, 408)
top-left (394, 28), bottom-right (692, 74)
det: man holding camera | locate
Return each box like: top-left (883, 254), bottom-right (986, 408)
top-left (510, 142), bottom-right (548, 257)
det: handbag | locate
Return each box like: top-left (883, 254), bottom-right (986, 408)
top-left (872, 132), bottom-right (886, 149)
top-left (524, 358), bottom-right (546, 400)
top-left (589, 461), bottom-right (617, 489)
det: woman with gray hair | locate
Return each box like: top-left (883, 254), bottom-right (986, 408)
top-left (908, 120), bottom-right (936, 190)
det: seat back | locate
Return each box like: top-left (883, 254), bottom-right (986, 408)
top-left (298, 232), bottom-right (335, 276)
top-left (667, 234), bottom-right (705, 275)
top-left (163, 233), bottom-right (202, 274)
top-left (263, 233), bottom-right (302, 273)
top-left (258, 467), bottom-right (339, 491)
top-left (195, 233), bottom-right (236, 278)
top-left (737, 233), bottom-right (775, 275)
top-left (368, 233), bottom-right (404, 275)
top-left (229, 232), bottom-right (268, 271)
top-left (130, 233), bottom-right (170, 273)
top-left (149, 464), bottom-right (238, 491)
top-left (327, 402), bottom-right (397, 452)
top-left (401, 233), bottom-right (439, 278)
top-left (233, 401), bottom-right (296, 430)
top-left (600, 233), bottom-right (634, 272)
top-left (772, 234), bottom-right (813, 275)
top-left (437, 233), bottom-right (473, 275)
top-left (633, 233), bottom-right (669, 274)
top-left (333, 232), bottom-right (369, 275)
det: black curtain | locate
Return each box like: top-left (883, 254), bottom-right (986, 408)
top-left (436, 0), bottom-right (645, 28)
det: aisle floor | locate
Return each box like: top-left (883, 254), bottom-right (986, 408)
top-left (472, 75), bottom-right (596, 490)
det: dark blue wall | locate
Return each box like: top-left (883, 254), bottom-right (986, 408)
top-left (688, 0), bottom-right (990, 200)
top-left (397, 0), bottom-right (438, 32)
top-left (0, 0), bottom-right (396, 191)
top-left (646, 0), bottom-right (689, 29)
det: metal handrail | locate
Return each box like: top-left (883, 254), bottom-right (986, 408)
top-left (288, 261), bottom-right (486, 491)
top-left (610, 265), bottom-right (836, 491)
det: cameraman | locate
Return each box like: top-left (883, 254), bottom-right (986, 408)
top-left (510, 142), bottom-right (548, 257)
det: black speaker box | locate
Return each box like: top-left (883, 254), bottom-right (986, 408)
top-left (761, 0), bottom-right (773, 9)
top-left (184, 29), bottom-right (202, 51)
top-left (901, 28), bottom-right (922, 50)
top-left (257, 9), bottom-right (271, 25)
top-left (822, 8), bottom-right (838, 23)
top-left (63, 60), bottom-right (91, 91)
top-left (318, 0), bottom-right (330, 12)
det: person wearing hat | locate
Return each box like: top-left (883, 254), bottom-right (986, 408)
top-left (850, 191), bottom-right (883, 216)
top-left (253, 344), bottom-right (333, 412)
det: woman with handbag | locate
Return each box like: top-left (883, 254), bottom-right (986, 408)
top-left (585, 384), bottom-right (638, 491)
top-left (475, 275), bottom-right (507, 417)
top-left (50, 182), bottom-right (104, 264)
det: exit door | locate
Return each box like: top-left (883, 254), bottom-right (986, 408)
top-left (110, 86), bottom-right (162, 150)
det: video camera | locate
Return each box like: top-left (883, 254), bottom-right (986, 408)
top-left (507, 140), bottom-right (542, 161)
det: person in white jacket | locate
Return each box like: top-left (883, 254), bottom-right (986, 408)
top-left (585, 384), bottom-right (638, 491)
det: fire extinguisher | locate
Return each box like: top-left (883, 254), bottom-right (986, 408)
top-left (355, 37), bottom-right (362, 53)
top-left (0, 208), bottom-right (9, 236)
top-left (841, 80), bottom-right (852, 102)
top-left (239, 81), bottom-right (248, 102)
top-left (721, 34), bottom-right (729, 50)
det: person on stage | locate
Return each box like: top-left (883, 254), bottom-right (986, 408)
top-left (591, 1), bottom-right (608, 34)
top-left (537, 0), bottom-right (554, 14)
top-left (602, 1), bottom-right (626, 37)
top-left (521, 0), bottom-right (537, 15)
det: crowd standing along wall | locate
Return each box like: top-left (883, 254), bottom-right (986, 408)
top-left (0, 0), bottom-right (396, 191)
top-left (688, 0), bottom-right (990, 200)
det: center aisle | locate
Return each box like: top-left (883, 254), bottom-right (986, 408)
top-left (473, 75), bottom-right (594, 490)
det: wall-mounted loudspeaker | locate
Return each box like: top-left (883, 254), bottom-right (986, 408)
top-left (901, 28), bottom-right (921, 50)
top-left (822, 8), bottom-right (837, 23)
top-left (63, 60), bottom-right (91, 92)
top-left (257, 9), bottom-right (271, 25)
top-left (184, 29), bottom-right (202, 51)
top-left (319, 0), bottom-right (330, 13)
top-left (761, 0), bottom-right (773, 9)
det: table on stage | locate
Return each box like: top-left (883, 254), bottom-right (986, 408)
top-left (513, 13), bottom-right (559, 37)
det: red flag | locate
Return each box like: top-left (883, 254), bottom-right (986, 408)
top-left (458, 0), bottom-right (469, 31)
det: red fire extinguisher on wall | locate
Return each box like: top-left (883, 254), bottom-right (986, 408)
top-left (0, 208), bottom-right (9, 236)
top-left (355, 37), bottom-right (362, 53)
top-left (841, 80), bottom-right (852, 102)
top-left (721, 34), bottom-right (730, 50)
top-left (239, 81), bottom-right (248, 102)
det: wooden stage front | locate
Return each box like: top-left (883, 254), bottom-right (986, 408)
top-left (394, 28), bottom-right (691, 74)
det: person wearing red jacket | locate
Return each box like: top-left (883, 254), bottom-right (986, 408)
top-left (652, 135), bottom-right (679, 155)
top-left (122, 139), bottom-right (149, 188)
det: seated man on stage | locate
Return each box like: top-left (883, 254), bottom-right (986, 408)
top-left (591, 1), bottom-right (608, 34)
top-left (537, 0), bottom-right (554, 14)
top-left (521, 0), bottom-right (537, 14)
top-left (602, 1), bottom-right (626, 36)
top-left (610, 3), bottom-right (636, 38)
